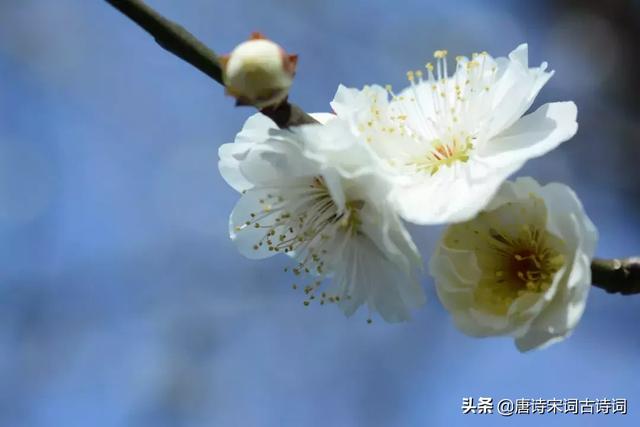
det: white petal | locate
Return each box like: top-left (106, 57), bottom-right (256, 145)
top-left (330, 84), bottom-right (388, 119)
top-left (320, 167), bottom-right (346, 212)
top-left (331, 235), bottom-right (425, 323)
top-left (511, 181), bottom-right (597, 352)
top-left (310, 112), bottom-right (337, 125)
top-left (219, 113), bottom-right (334, 192)
top-left (484, 176), bottom-right (539, 210)
top-left (484, 44), bottom-right (554, 138)
top-left (538, 181), bottom-right (598, 259)
top-left (294, 119), bottom-right (388, 179)
top-left (361, 204), bottom-right (422, 275)
top-left (431, 246), bottom-right (523, 337)
top-left (218, 113), bottom-right (280, 192)
top-left (393, 159), bottom-right (522, 225)
top-left (218, 142), bottom-right (257, 192)
top-left (229, 187), bottom-right (285, 260)
top-left (430, 256), bottom-right (477, 316)
top-left (480, 102), bottom-right (578, 165)
top-left (229, 183), bottom-right (318, 260)
top-left (514, 253), bottom-right (591, 352)
top-left (238, 139), bottom-right (317, 185)
top-left (508, 43), bottom-right (529, 68)
top-left (330, 84), bottom-right (363, 117)
top-left (234, 113), bottom-right (278, 143)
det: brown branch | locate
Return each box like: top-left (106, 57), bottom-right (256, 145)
top-left (591, 257), bottom-right (640, 295)
top-left (105, 1), bottom-right (639, 296)
top-left (104, 0), bottom-right (317, 128)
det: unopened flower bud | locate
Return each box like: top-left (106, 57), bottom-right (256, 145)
top-left (222, 33), bottom-right (297, 109)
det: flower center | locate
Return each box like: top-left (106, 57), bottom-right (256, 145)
top-left (406, 132), bottom-right (474, 175)
top-left (364, 49), bottom-right (500, 176)
top-left (475, 223), bottom-right (565, 316)
top-left (489, 226), bottom-right (565, 291)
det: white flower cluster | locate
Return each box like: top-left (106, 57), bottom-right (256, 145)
top-left (218, 44), bottom-right (598, 351)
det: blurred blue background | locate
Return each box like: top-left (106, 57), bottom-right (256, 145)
top-left (1, 1), bottom-right (639, 426)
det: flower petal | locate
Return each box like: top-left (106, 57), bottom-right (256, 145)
top-left (393, 159), bottom-right (522, 225)
top-left (480, 102), bottom-right (578, 165)
top-left (331, 235), bottom-right (425, 323)
top-left (330, 84), bottom-right (388, 119)
top-left (515, 252), bottom-right (591, 352)
top-left (484, 44), bottom-right (554, 138)
top-left (218, 142), bottom-right (257, 192)
top-left (229, 186), bottom-right (289, 260)
top-left (218, 114), bottom-right (278, 191)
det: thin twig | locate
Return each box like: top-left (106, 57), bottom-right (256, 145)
top-left (104, 0), bottom-right (638, 295)
top-left (591, 257), bottom-right (640, 295)
top-left (104, 0), bottom-right (317, 128)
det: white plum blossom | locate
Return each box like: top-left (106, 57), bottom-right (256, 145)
top-left (429, 177), bottom-right (598, 351)
top-left (218, 113), bottom-right (426, 322)
top-left (331, 44), bottom-right (578, 225)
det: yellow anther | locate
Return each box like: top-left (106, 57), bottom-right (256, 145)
top-left (425, 62), bottom-right (434, 71)
top-left (434, 49), bottom-right (448, 59)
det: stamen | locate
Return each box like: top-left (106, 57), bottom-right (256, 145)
top-left (375, 48), bottom-right (503, 175)
top-left (236, 177), bottom-right (366, 311)
top-left (434, 49), bottom-right (448, 59)
top-left (406, 133), bottom-right (474, 175)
